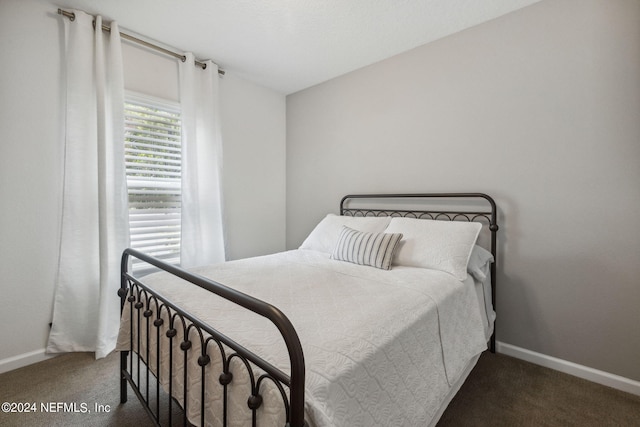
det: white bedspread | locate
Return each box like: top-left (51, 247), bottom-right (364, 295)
top-left (117, 249), bottom-right (488, 427)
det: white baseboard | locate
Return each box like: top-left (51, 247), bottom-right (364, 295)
top-left (496, 341), bottom-right (640, 397)
top-left (0, 349), bottom-right (58, 375)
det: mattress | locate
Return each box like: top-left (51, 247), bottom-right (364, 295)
top-left (117, 249), bottom-right (491, 426)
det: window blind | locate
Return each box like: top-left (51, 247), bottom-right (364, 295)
top-left (124, 94), bottom-right (182, 271)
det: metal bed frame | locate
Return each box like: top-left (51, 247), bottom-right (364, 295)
top-left (118, 193), bottom-right (499, 427)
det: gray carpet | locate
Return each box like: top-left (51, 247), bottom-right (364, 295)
top-left (0, 351), bottom-right (152, 427)
top-left (438, 352), bottom-right (640, 427)
top-left (0, 350), bottom-right (638, 426)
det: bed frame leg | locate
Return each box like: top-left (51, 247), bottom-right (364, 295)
top-left (120, 351), bottom-right (128, 403)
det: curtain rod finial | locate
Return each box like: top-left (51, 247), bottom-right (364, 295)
top-left (58, 8), bottom-right (76, 21)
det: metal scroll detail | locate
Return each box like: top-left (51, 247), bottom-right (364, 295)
top-left (341, 208), bottom-right (493, 224)
top-left (119, 248), bottom-right (306, 427)
top-left (339, 193), bottom-right (498, 230)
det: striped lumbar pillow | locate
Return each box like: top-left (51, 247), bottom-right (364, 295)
top-left (331, 226), bottom-right (403, 270)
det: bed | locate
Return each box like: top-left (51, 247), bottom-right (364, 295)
top-left (116, 193), bottom-right (499, 427)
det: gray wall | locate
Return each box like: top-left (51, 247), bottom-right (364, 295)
top-left (286, 0), bottom-right (640, 381)
top-left (0, 0), bottom-right (286, 367)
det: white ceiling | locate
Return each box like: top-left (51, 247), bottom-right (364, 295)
top-left (46, 0), bottom-right (542, 94)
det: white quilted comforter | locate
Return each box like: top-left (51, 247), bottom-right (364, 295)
top-left (117, 249), bottom-right (488, 427)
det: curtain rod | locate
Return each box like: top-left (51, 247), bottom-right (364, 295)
top-left (57, 8), bottom-right (225, 75)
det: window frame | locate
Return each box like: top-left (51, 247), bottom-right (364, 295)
top-left (124, 91), bottom-right (182, 273)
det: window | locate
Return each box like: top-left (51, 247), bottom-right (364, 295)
top-left (124, 93), bottom-right (182, 272)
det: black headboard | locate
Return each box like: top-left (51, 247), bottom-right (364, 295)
top-left (340, 193), bottom-right (499, 351)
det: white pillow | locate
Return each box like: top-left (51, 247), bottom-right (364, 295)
top-left (467, 245), bottom-right (494, 282)
top-left (331, 226), bottom-right (403, 270)
top-left (299, 214), bottom-right (391, 254)
top-left (384, 217), bottom-right (482, 280)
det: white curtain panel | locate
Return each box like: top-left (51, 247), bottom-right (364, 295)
top-left (179, 54), bottom-right (226, 268)
top-left (47, 11), bottom-right (130, 359)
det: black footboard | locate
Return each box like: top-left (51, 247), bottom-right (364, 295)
top-left (118, 248), bottom-right (307, 427)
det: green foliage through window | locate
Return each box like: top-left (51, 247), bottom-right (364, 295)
top-left (125, 94), bottom-right (182, 270)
